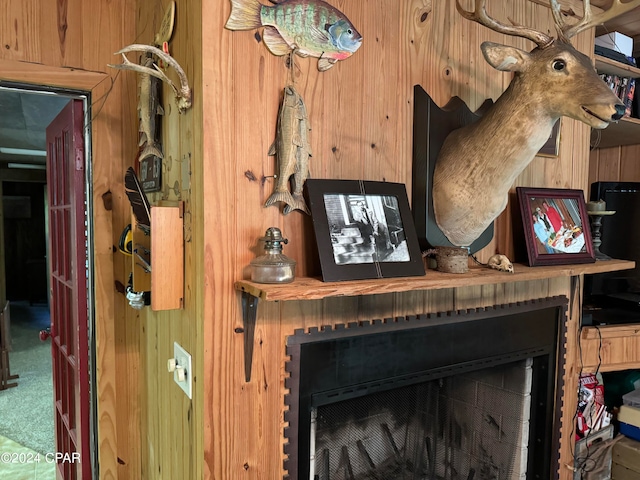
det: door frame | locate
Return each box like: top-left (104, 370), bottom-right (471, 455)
top-left (0, 59), bottom-right (116, 478)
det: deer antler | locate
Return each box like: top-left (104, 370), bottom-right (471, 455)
top-left (109, 44), bottom-right (192, 113)
top-left (456, 0), bottom-right (555, 48)
top-left (552, 0), bottom-right (640, 41)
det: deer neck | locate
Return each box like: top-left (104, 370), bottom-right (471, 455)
top-left (432, 79), bottom-right (559, 247)
top-left (483, 79), bottom-right (559, 164)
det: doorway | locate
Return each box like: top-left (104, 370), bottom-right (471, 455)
top-left (0, 85), bottom-right (96, 479)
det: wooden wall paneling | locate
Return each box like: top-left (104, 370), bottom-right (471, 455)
top-left (572, 121), bottom-right (594, 194)
top-left (453, 284), bottom-right (485, 311)
top-left (0, 58), bottom-right (109, 91)
top-left (620, 144), bottom-right (640, 181)
top-left (357, 293), bottom-right (398, 321)
top-left (589, 148), bottom-right (600, 187)
top-left (202, 0), bottom-right (582, 478)
top-left (107, 1), bottom-right (142, 477)
top-left (140, 313), bottom-right (156, 478)
top-left (597, 146), bottom-right (623, 180)
top-left (0, 1), bottom-right (34, 62)
top-left (225, 17), bottom-right (302, 479)
top-left (255, 300), bottom-right (288, 477)
top-left (392, 290), bottom-right (431, 318)
top-left (310, 0), bottom-right (368, 183)
top-left (202, 0), bottom-right (238, 475)
top-left (358, 2), bottom-right (398, 183)
top-left (133, 0), bottom-right (204, 477)
top-left (95, 69), bottom-right (137, 480)
top-left (422, 287), bottom-right (455, 315)
top-left (491, 281), bottom-right (516, 306)
top-left (232, 22), bottom-right (286, 275)
top-left (181, 0), bottom-right (205, 470)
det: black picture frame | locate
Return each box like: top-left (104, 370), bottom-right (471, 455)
top-left (412, 85), bottom-right (495, 253)
top-left (517, 187), bottom-right (595, 266)
top-left (537, 119), bottom-right (561, 157)
top-left (305, 179), bottom-right (426, 282)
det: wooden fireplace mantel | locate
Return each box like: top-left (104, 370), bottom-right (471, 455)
top-left (235, 259), bottom-right (635, 381)
top-left (236, 259), bottom-right (634, 301)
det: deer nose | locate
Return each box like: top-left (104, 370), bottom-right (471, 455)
top-left (612, 104), bottom-right (626, 121)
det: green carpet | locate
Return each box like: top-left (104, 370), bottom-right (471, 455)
top-left (0, 302), bottom-right (55, 456)
top-left (0, 434), bottom-right (56, 479)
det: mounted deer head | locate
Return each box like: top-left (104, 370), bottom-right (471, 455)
top-left (432, 0), bottom-right (639, 248)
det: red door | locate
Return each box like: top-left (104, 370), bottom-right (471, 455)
top-left (46, 99), bottom-right (91, 480)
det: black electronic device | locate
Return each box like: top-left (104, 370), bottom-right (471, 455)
top-left (583, 182), bottom-right (640, 325)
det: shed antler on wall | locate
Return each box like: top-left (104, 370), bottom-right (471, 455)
top-left (432, 0), bottom-right (639, 248)
top-left (109, 44), bottom-right (192, 114)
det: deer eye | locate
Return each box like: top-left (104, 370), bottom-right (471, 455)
top-left (552, 60), bottom-right (566, 71)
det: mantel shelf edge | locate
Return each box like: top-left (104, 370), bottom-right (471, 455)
top-left (235, 259), bottom-right (634, 302)
top-left (236, 259), bottom-right (635, 382)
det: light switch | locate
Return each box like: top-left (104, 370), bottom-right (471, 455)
top-left (167, 342), bottom-right (192, 399)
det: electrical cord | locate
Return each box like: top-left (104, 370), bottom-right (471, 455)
top-left (571, 274), bottom-right (605, 479)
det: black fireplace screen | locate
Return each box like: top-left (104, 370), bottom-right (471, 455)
top-left (284, 297), bottom-right (567, 480)
top-left (312, 360), bottom-right (532, 480)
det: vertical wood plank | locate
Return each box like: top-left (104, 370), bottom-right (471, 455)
top-left (620, 144), bottom-right (640, 181)
top-left (597, 146), bottom-right (622, 180)
top-left (589, 149), bottom-right (600, 187)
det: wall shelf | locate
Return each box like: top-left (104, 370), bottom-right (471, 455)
top-left (581, 324), bottom-right (640, 372)
top-left (235, 259), bottom-right (634, 382)
top-left (236, 259), bottom-right (634, 302)
top-left (595, 55), bottom-right (640, 79)
top-left (593, 116), bottom-right (640, 149)
top-left (593, 55), bottom-right (640, 149)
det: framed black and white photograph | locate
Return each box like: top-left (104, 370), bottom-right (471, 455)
top-left (305, 179), bottom-right (425, 281)
top-left (517, 187), bottom-right (595, 266)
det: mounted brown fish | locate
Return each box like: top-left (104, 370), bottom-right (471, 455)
top-left (265, 85), bottom-right (312, 215)
top-left (137, 55), bottom-right (164, 162)
top-left (225, 0), bottom-right (362, 71)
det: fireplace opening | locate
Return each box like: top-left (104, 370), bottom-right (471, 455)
top-left (312, 359), bottom-right (533, 480)
top-left (284, 297), bottom-right (567, 480)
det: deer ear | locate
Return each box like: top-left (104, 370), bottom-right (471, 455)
top-left (480, 41), bottom-right (531, 72)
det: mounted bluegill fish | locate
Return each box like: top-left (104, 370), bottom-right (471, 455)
top-left (225, 0), bottom-right (362, 71)
top-left (265, 85), bottom-right (312, 215)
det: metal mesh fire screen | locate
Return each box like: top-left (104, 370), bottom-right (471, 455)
top-left (284, 297), bottom-right (567, 480)
top-left (311, 360), bottom-right (532, 480)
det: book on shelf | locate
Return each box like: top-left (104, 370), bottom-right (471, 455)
top-left (600, 73), bottom-right (637, 119)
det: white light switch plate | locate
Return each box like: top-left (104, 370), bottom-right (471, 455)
top-left (173, 342), bottom-right (192, 399)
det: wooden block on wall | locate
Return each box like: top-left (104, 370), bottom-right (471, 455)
top-left (150, 204), bottom-right (184, 310)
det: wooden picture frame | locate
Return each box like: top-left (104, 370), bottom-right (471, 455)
top-left (517, 187), bottom-right (595, 266)
top-left (305, 179), bottom-right (425, 282)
